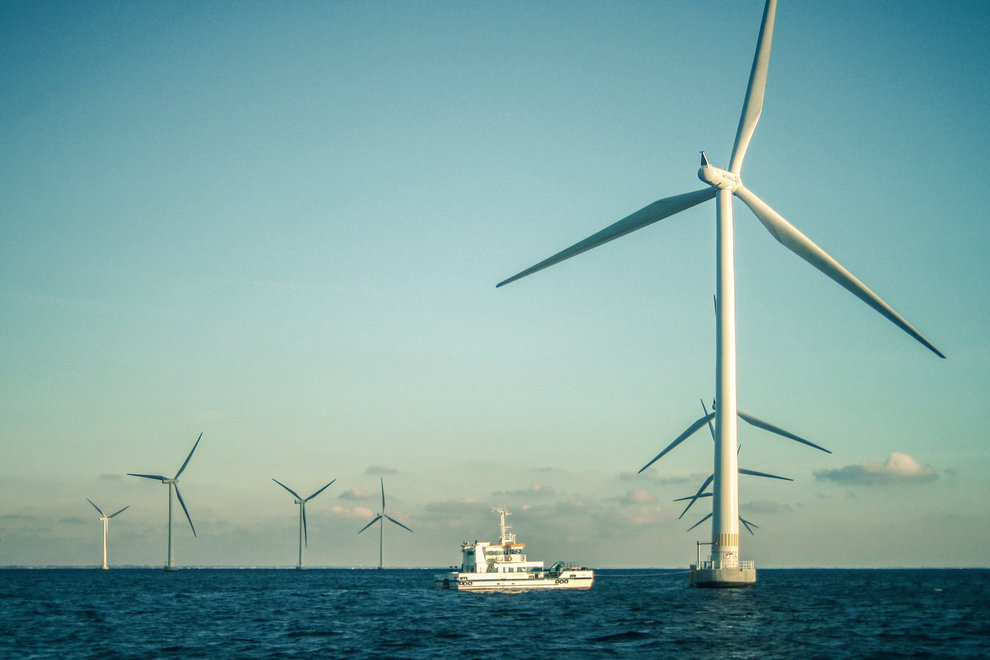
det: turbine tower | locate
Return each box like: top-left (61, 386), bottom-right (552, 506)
top-left (128, 433), bottom-right (202, 571)
top-left (272, 477), bottom-right (336, 570)
top-left (497, 0), bottom-right (942, 587)
top-left (357, 478), bottom-right (413, 570)
top-left (87, 499), bottom-right (128, 570)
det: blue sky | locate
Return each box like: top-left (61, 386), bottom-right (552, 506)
top-left (2, 0), bottom-right (988, 569)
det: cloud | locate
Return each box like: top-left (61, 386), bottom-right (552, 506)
top-left (492, 482), bottom-right (554, 497)
top-left (337, 487), bottom-right (376, 501)
top-left (814, 452), bottom-right (937, 486)
top-left (618, 471), bottom-right (691, 486)
top-left (327, 505), bottom-right (375, 520)
top-left (365, 466), bottom-right (397, 475)
top-left (742, 499), bottom-right (791, 514)
top-left (619, 489), bottom-right (656, 505)
top-left (423, 497), bottom-right (478, 512)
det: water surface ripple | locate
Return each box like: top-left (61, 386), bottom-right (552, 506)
top-left (1, 568), bottom-right (987, 658)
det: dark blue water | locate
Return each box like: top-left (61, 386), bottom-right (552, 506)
top-left (1, 568), bottom-right (987, 658)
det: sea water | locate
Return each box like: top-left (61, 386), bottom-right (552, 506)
top-left (1, 568), bottom-right (987, 658)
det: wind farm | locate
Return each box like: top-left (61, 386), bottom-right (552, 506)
top-left (128, 433), bottom-right (202, 571)
top-left (272, 477), bottom-right (336, 570)
top-left (357, 479), bottom-right (414, 570)
top-left (497, 0), bottom-right (943, 586)
top-left (3, 0), bottom-right (983, 575)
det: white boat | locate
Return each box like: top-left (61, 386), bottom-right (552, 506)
top-left (434, 507), bottom-right (594, 591)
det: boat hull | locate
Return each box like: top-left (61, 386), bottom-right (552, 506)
top-left (434, 570), bottom-right (594, 591)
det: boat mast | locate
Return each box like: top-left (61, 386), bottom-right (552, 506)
top-left (493, 507), bottom-right (515, 545)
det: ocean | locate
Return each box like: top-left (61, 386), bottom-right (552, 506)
top-left (1, 568), bottom-right (987, 658)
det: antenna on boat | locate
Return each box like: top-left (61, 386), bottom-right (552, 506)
top-left (492, 507), bottom-right (515, 545)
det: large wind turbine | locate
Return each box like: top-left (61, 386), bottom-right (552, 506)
top-left (128, 433), bottom-right (202, 571)
top-left (87, 499), bottom-right (128, 570)
top-left (497, 0), bottom-right (942, 587)
top-left (272, 477), bottom-right (336, 570)
top-left (357, 478), bottom-right (413, 570)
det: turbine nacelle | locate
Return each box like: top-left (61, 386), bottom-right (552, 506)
top-left (698, 153), bottom-right (741, 191)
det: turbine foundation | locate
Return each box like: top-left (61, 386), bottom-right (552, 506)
top-left (690, 562), bottom-right (756, 588)
top-left (690, 541), bottom-right (756, 587)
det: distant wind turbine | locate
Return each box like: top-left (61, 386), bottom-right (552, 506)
top-left (128, 432), bottom-right (202, 571)
top-left (357, 478), bottom-right (413, 570)
top-left (497, 0), bottom-right (942, 587)
top-left (666, 399), bottom-right (815, 533)
top-left (87, 499), bottom-right (128, 570)
top-left (272, 477), bottom-right (336, 570)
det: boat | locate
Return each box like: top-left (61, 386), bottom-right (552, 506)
top-left (434, 507), bottom-right (594, 591)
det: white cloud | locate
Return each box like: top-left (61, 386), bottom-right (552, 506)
top-left (492, 482), bottom-right (555, 497)
top-left (620, 489), bottom-right (656, 505)
top-left (337, 487), bottom-right (376, 501)
top-left (327, 505), bottom-right (375, 520)
top-left (814, 452), bottom-right (937, 486)
top-left (742, 499), bottom-right (791, 514)
top-left (619, 471), bottom-right (691, 486)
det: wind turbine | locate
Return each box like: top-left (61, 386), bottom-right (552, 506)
top-left (272, 477), bottom-right (336, 570)
top-left (497, 0), bottom-right (942, 587)
top-left (128, 432), bottom-right (202, 571)
top-left (357, 478), bottom-right (413, 570)
top-left (87, 499), bottom-right (128, 570)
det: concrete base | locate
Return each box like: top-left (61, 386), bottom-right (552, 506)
top-left (690, 564), bottom-right (756, 588)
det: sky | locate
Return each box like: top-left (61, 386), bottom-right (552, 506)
top-left (2, 0), bottom-right (989, 569)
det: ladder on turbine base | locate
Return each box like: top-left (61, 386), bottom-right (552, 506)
top-left (690, 541), bottom-right (756, 588)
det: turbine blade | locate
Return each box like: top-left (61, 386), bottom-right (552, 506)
top-left (384, 514), bottom-right (414, 534)
top-left (673, 493), bottom-right (712, 502)
top-left (687, 512), bottom-right (713, 532)
top-left (87, 499), bottom-right (105, 517)
top-left (174, 432), bottom-right (203, 479)
top-left (272, 478), bottom-right (303, 500)
top-left (306, 479), bottom-right (336, 502)
top-left (357, 515), bottom-right (382, 535)
top-left (740, 516), bottom-right (760, 535)
top-left (700, 399), bottom-right (716, 441)
top-left (174, 485), bottom-right (197, 537)
top-left (737, 410), bottom-right (831, 454)
top-left (108, 505), bottom-right (130, 518)
top-left (734, 184), bottom-right (944, 358)
top-left (638, 413), bottom-right (715, 473)
top-left (739, 467), bottom-right (792, 481)
top-left (497, 188), bottom-right (717, 288)
top-left (678, 475), bottom-right (714, 519)
top-left (380, 478), bottom-right (386, 512)
top-left (302, 503), bottom-right (308, 548)
top-left (729, 0), bottom-right (778, 174)
top-left (128, 473), bottom-right (167, 481)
